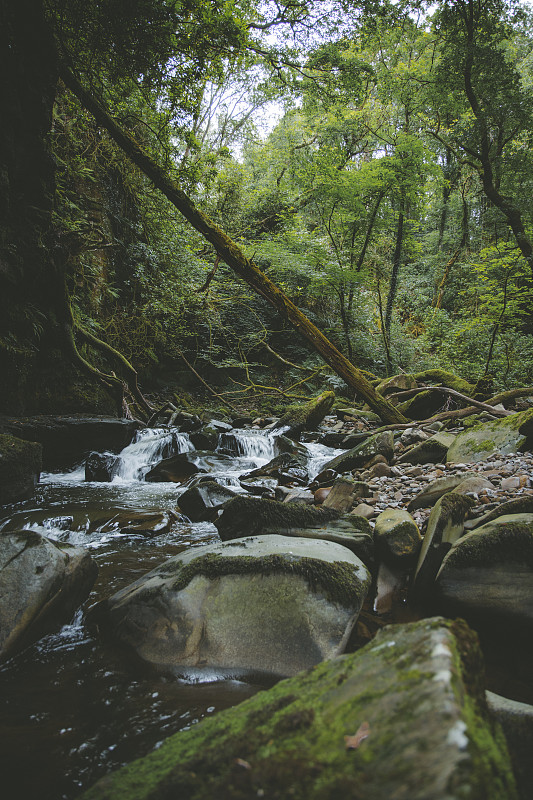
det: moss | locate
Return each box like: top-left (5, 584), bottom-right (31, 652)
top-left (165, 552), bottom-right (367, 608)
top-left (276, 391), bottom-right (335, 432)
top-left (215, 495), bottom-right (340, 539)
top-left (82, 619), bottom-right (517, 800)
top-left (445, 522), bottom-right (533, 570)
top-left (412, 370), bottom-right (476, 395)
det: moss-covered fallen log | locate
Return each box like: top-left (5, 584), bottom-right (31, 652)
top-left (58, 61), bottom-right (407, 425)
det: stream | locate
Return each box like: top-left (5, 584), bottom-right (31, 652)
top-left (0, 426), bottom-right (339, 800)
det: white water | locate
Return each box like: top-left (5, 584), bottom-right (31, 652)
top-left (113, 428), bottom-right (193, 481)
top-left (217, 429), bottom-right (277, 462)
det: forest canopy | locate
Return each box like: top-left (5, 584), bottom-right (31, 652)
top-left (2, 0), bottom-right (533, 417)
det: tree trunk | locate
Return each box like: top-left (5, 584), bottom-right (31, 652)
top-left (384, 201), bottom-right (405, 374)
top-left (58, 61), bottom-right (407, 424)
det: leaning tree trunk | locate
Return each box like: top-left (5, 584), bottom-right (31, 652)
top-left (58, 62), bottom-right (407, 425)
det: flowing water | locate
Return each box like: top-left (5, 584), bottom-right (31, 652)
top-left (0, 426), bottom-right (338, 800)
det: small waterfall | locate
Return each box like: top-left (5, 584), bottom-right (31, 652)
top-left (217, 429), bottom-right (277, 462)
top-left (113, 427), bottom-right (193, 481)
top-left (305, 442), bottom-right (343, 480)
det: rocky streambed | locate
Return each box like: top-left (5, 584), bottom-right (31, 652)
top-left (0, 406), bottom-right (532, 799)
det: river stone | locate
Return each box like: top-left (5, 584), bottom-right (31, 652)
top-left (465, 496), bottom-right (533, 530)
top-left (447, 408), bottom-right (533, 464)
top-left (487, 691), bottom-right (533, 800)
top-left (145, 452), bottom-right (206, 483)
top-left (90, 535), bottom-right (370, 677)
top-left (323, 430), bottom-right (394, 473)
top-left (375, 373), bottom-right (418, 395)
top-left (322, 476), bottom-right (364, 512)
top-left (84, 451), bottom-right (119, 482)
top-left (273, 517), bottom-right (375, 567)
top-left (453, 475), bottom-right (495, 496)
top-left (414, 493), bottom-right (475, 598)
top-left (273, 390), bottom-right (335, 436)
top-left (374, 508), bottom-right (421, 564)
top-left (435, 514), bottom-right (533, 630)
top-left (80, 617), bottom-right (517, 800)
top-left (0, 530), bottom-right (98, 660)
top-left (407, 473), bottom-right (477, 511)
top-left (396, 432), bottom-right (456, 465)
top-left (243, 452), bottom-right (309, 485)
top-left (177, 480), bottom-right (237, 521)
top-left (0, 433), bottom-right (42, 505)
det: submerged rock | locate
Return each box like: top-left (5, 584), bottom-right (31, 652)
top-left (80, 617), bottom-right (517, 800)
top-left (0, 530), bottom-right (97, 660)
top-left (0, 433), bottom-right (42, 505)
top-left (435, 514), bottom-right (533, 630)
top-left (89, 535), bottom-right (370, 677)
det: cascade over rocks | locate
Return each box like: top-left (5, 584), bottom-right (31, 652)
top-left (80, 618), bottom-right (517, 800)
top-left (89, 535), bottom-right (370, 677)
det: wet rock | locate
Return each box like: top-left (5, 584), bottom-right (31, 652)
top-left (0, 415), bottom-right (139, 470)
top-left (89, 535), bottom-right (370, 677)
top-left (447, 409), bottom-right (533, 464)
top-left (80, 618), bottom-right (517, 800)
top-left (84, 451), bottom-right (118, 482)
top-left (323, 431), bottom-right (394, 473)
top-left (435, 514), bottom-right (533, 631)
top-left (177, 481), bottom-right (237, 522)
top-left (0, 433), bottom-right (42, 505)
top-left (145, 452), bottom-right (206, 483)
top-left (374, 508), bottom-right (421, 565)
top-left (487, 691), bottom-right (533, 800)
top-left (414, 493), bottom-right (475, 598)
top-left (243, 452), bottom-right (309, 485)
top-left (396, 433), bottom-right (456, 465)
top-left (313, 486), bottom-right (332, 504)
top-left (0, 530), bottom-right (97, 661)
top-left (115, 510), bottom-right (180, 537)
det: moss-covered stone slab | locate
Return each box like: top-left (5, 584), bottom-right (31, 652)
top-left (0, 530), bottom-right (97, 661)
top-left (435, 514), bottom-right (533, 630)
top-left (322, 430), bottom-right (394, 473)
top-left (273, 391), bottom-right (335, 436)
top-left (414, 493), bottom-right (475, 598)
top-left (89, 535), bottom-right (370, 677)
top-left (465, 496), bottom-right (533, 531)
top-left (322, 476), bottom-right (362, 512)
top-left (374, 508), bottom-right (421, 564)
top-left (80, 617), bottom-right (517, 800)
top-left (407, 473), bottom-right (477, 511)
top-left (0, 433), bottom-right (42, 505)
top-left (447, 409), bottom-right (533, 464)
top-left (397, 432), bottom-right (455, 465)
top-left (487, 691), bottom-right (533, 800)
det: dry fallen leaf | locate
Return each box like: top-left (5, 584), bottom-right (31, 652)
top-left (344, 721), bottom-right (370, 750)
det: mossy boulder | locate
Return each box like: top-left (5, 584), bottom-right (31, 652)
top-left (89, 535), bottom-right (371, 677)
top-left (397, 432), bottom-right (456, 465)
top-left (447, 409), bottom-right (533, 464)
top-left (435, 514), bottom-right (533, 631)
top-left (0, 433), bottom-right (42, 505)
top-left (274, 391), bottom-right (335, 436)
top-left (465, 496), bottom-right (533, 531)
top-left (407, 473), bottom-right (477, 511)
top-left (374, 508), bottom-right (421, 565)
top-left (177, 480), bottom-right (237, 522)
top-left (0, 530), bottom-right (98, 661)
top-left (215, 496), bottom-right (340, 540)
top-left (414, 493), bottom-right (475, 598)
top-left (375, 373), bottom-right (418, 395)
top-left (412, 369), bottom-right (476, 395)
top-left (323, 430), bottom-right (394, 473)
top-left (80, 617), bottom-right (517, 800)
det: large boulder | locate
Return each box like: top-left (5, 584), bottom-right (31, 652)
top-left (323, 430), bottom-right (394, 473)
top-left (80, 618), bottom-right (517, 800)
top-left (447, 408), bottom-right (533, 464)
top-left (435, 514), bottom-right (533, 631)
top-left (177, 480), bottom-right (237, 521)
top-left (0, 433), bottom-right (42, 505)
top-left (396, 432), bottom-right (455, 465)
top-left (215, 495), bottom-right (339, 540)
top-left (89, 535), bottom-right (371, 677)
top-left (145, 452), bottom-right (206, 483)
top-left (0, 415), bottom-right (139, 470)
top-left (407, 473), bottom-right (477, 511)
top-left (0, 530), bottom-right (98, 660)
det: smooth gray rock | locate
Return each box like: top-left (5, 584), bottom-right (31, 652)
top-left (396, 432), bottom-right (455, 465)
top-left (435, 514), bottom-right (533, 630)
top-left (374, 508), bottom-right (421, 564)
top-left (487, 691), bottom-right (533, 800)
top-left (0, 530), bottom-right (98, 660)
top-left (407, 473), bottom-right (477, 511)
top-left (323, 430), bottom-right (394, 473)
top-left (90, 535), bottom-right (371, 677)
